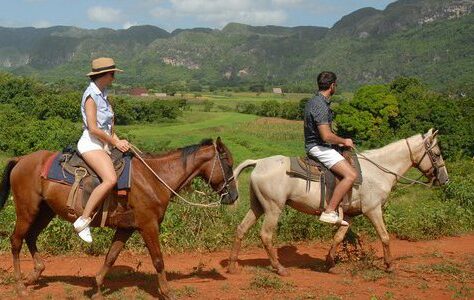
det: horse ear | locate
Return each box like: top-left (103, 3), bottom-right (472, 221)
top-left (216, 136), bottom-right (223, 151)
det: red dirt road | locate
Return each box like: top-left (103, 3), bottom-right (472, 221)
top-left (1, 234), bottom-right (473, 299)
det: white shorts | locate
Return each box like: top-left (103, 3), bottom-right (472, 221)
top-left (308, 145), bottom-right (345, 169)
top-left (77, 129), bottom-right (111, 154)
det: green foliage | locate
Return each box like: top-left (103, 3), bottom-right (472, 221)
top-left (334, 77), bottom-right (474, 158)
top-left (0, 104), bottom-right (80, 155)
top-left (335, 84), bottom-right (399, 146)
top-left (443, 160), bottom-right (474, 208)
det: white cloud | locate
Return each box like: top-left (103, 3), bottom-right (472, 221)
top-left (87, 6), bottom-right (122, 23)
top-left (123, 21), bottom-right (138, 29)
top-left (272, 0), bottom-right (303, 5)
top-left (33, 20), bottom-right (52, 28)
top-left (149, 0), bottom-right (287, 27)
top-left (150, 7), bottom-right (174, 19)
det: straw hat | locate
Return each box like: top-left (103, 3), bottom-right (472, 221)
top-left (86, 57), bottom-right (124, 76)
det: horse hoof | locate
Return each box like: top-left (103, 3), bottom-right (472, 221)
top-left (16, 284), bottom-right (29, 298)
top-left (91, 292), bottom-right (104, 300)
top-left (25, 275), bottom-right (35, 286)
top-left (228, 263), bottom-right (239, 274)
top-left (327, 266), bottom-right (341, 274)
top-left (277, 267), bottom-right (290, 277)
top-left (325, 260), bottom-right (336, 271)
top-left (162, 292), bottom-right (177, 300)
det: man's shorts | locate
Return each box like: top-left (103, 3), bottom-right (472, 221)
top-left (308, 145), bottom-right (345, 169)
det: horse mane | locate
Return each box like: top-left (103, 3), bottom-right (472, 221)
top-left (361, 133), bottom-right (422, 156)
top-left (140, 139), bottom-right (214, 169)
top-left (180, 138), bottom-right (213, 161)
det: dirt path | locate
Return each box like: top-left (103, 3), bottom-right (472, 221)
top-left (1, 234), bottom-right (473, 299)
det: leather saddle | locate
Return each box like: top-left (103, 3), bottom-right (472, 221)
top-left (43, 146), bottom-right (133, 226)
top-left (287, 150), bottom-right (363, 209)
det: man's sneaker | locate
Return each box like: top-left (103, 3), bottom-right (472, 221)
top-left (319, 211), bottom-right (349, 226)
top-left (73, 216), bottom-right (93, 243)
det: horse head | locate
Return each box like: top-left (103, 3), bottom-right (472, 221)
top-left (410, 128), bottom-right (449, 186)
top-left (202, 137), bottom-right (239, 204)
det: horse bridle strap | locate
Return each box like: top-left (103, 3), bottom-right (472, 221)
top-left (405, 137), bottom-right (443, 178)
top-left (208, 143), bottom-right (235, 196)
top-left (355, 144), bottom-right (432, 187)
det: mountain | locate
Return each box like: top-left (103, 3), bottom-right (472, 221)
top-left (330, 0), bottom-right (473, 37)
top-left (0, 0), bottom-right (472, 92)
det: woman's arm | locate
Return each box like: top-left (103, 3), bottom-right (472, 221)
top-left (84, 97), bottom-right (117, 145)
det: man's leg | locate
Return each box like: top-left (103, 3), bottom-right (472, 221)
top-left (326, 160), bottom-right (357, 212)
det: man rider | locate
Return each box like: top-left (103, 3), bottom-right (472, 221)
top-left (303, 71), bottom-right (357, 226)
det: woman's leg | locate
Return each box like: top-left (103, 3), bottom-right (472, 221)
top-left (80, 150), bottom-right (117, 218)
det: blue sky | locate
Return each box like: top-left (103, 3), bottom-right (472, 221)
top-left (0, 0), bottom-right (395, 32)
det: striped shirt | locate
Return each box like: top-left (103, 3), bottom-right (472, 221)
top-left (304, 93), bottom-right (333, 152)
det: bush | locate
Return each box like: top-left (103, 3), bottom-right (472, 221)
top-left (443, 160), bottom-right (474, 208)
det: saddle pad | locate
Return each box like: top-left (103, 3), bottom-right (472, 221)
top-left (43, 152), bottom-right (132, 190)
top-left (287, 157), bottom-right (322, 182)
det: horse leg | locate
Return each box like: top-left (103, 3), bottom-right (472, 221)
top-left (365, 206), bottom-right (393, 271)
top-left (260, 207), bottom-right (287, 276)
top-left (325, 219), bottom-right (351, 272)
top-left (92, 228), bottom-right (134, 299)
top-left (228, 185), bottom-right (263, 274)
top-left (10, 187), bottom-right (43, 297)
top-left (24, 202), bottom-right (55, 285)
top-left (140, 224), bottom-right (174, 300)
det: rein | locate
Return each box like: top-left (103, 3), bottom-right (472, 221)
top-left (129, 143), bottom-right (222, 208)
top-left (354, 140), bottom-right (433, 187)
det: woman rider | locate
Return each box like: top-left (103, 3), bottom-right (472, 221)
top-left (73, 57), bottom-right (130, 243)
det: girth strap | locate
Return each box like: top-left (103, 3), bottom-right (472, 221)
top-left (67, 167), bottom-right (87, 216)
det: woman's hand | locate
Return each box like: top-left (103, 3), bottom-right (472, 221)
top-left (114, 139), bottom-right (130, 152)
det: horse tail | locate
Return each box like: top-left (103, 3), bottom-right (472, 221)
top-left (233, 159), bottom-right (258, 179)
top-left (0, 159), bottom-right (18, 210)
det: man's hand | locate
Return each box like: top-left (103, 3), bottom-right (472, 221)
top-left (342, 138), bottom-right (354, 149)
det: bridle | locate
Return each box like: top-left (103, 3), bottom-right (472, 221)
top-left (356, 134), bottom-right (444, 187)
top-left (129, 142), bottom-right (235, 208)
top-left (206, 143), bottom-right (236, 199)
top-left (405, 134), bottom-right (445, 183)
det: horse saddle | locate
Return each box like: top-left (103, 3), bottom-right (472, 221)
top-left (41, 147), bottom-right (133, 226)
top-left (287, 150), bottom-right (363, 209)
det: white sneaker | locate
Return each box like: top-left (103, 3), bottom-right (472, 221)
top-left (78, 227), bottom-right (93, 243)
top-left (73, 216), bottom-right (93, 243)
top-left (319, 211), bottom-right (349, 226)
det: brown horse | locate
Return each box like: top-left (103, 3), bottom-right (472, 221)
top-left (0, 137), bottom-right (237, 299)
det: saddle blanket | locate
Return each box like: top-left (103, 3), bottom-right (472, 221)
top-left (42, 152), bottom-right (132, 190)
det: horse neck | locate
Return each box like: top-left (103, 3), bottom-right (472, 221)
top-left (363, 134), bottom-right (423, 185)
top-left (145, 145), bottom-right (215, 193)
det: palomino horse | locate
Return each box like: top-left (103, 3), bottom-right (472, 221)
top-left (0, 138), bottom-right (237, 299)
top-left (228, 129), bottom-right (448, 276)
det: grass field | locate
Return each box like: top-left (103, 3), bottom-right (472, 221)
top-left (119, 111), bottom-right (305, 162)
